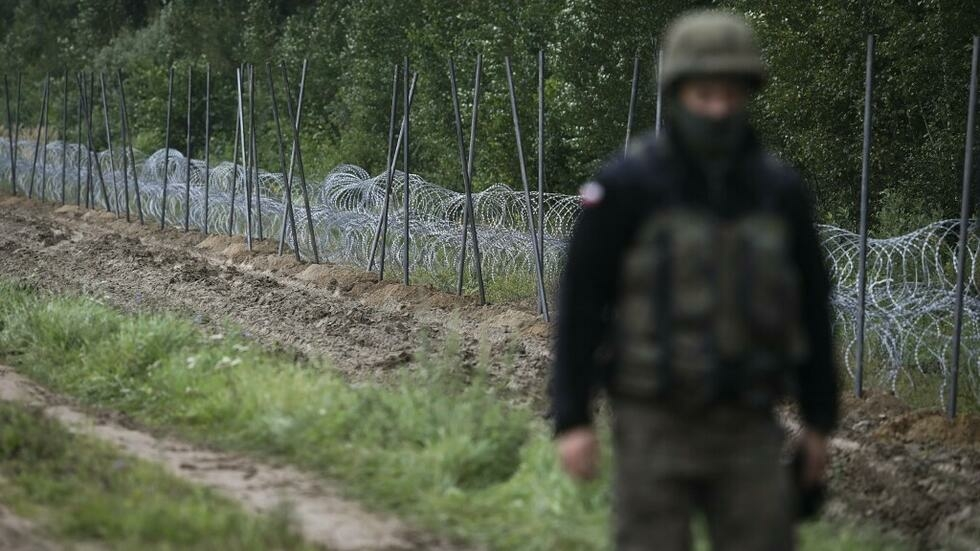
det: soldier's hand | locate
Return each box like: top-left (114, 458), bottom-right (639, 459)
top-left (557, 426), bottom-right (599, 481)
top-left (800, 429), bottom-right (829, 487)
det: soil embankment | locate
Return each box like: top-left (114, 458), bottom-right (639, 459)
top-left (3, 196), bottom-right (980, 549)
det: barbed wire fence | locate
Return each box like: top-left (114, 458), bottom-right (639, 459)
top-left (0, 35), bottom-right (977, 413)
top-left (1, 139), bottom-right (979, 409)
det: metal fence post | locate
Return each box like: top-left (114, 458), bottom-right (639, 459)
top-left (115, 73), bottom-right (131, 222)
top-left (39, 75), bottom-right (51, 202)
top-left (99, 73), bottom-right (119, 215)
top-left (450, 56), bottom-right (487, 304)
top-left (369, 65), bottom-right (400, 274)
top-left (403, 57), bottom-right (411, 285)
top-left (60, 70), bottom-right (68, 204)
top-left (625, 50), bottom-right (640, 152)
top-left (27, 76), bottom-right (48, 199)
top-left (235, 66), bottom-right (252, 249)
top-left (4, 76), bottom-right (14, 195)
top-left (855, 34), bottom-right (876, 398)
top-left (117, 70), bottom-right (144, 224)
top-left (203, 63), bottom-right (211, 234)
top-left (949, 35), bottom-right (979, 419)
top-left (281, 60), bottom-right (319, 263)
top-left (267, 62), bottom-right (301, 260)
top-left (655, 48), bottom-right (664, 137)
top-left (183, 65), bottom-right (193, 232)
top-left (505, 56), bottom-right (550, 321)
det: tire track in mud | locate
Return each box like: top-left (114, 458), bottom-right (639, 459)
top-left (0, 365), bottom-right (462, 551)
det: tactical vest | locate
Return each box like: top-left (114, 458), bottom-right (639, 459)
top-left (612, 206), bottom-right (808, 410)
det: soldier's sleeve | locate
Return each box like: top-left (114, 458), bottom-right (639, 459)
top-left (786, 176), bottom-right (840, 435)
top-left (551, 165), bottom-right (634, 436)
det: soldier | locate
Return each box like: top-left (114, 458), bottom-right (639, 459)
top-left (551, 10), bottom-right (838, 551)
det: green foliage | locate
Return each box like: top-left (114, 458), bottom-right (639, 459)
top-left (0, 401), bottom-right (314, 550)
top-left (729, 0), bottom-right (978, 232)
top-left (0, 280), bottom-right (911, 550)
top-left (0, 1), bottom-right (974, 233)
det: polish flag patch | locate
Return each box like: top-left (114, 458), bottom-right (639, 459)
top-left (579, 181), bottom-right (605, 207)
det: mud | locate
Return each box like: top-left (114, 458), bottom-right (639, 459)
top-left (2, 196), bottom-right (980, 549)
top-left (0, 197), bottom-right (551, 400)
top-left (0, 365), bottom-right (461, 551)
top-left (822, 392), bottom-right (980, 549)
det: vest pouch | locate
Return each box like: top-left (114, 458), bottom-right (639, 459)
top-left (669, 213), bottom-right (715, 324)
top-left (615, 340), bottom-right (668, 398)
top-left (612, 220), bottom-right (672, 399)
top-left (671, 330), bottom-right (717, 406)
top-left (736, 216), bottom-right (803, 353)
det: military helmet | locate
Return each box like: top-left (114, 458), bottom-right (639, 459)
top-left (660, 10), bottom-right (766, 92)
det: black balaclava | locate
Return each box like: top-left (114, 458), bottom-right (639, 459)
top-left (665, 89), bottom-right (750, 164)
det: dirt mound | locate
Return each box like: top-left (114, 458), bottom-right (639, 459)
top-left (875, 409), bottom-right (980, 448)
top-left (836, 391), bottom-right (911, 436)
top-left (195, 234), bottom-right (239, 251)
top-left (80, 210), bottom-right (116, 224)
top-left (0, 196), bottom-right (27, 207)
top-left (481, 308), bottom-right (550, 339)
top-left (251, 253), bottom-right (305, 273)
top-left (841, 391), bottom-right (911, 424)
top-left (297, 263), bottom-right (377, 291)
top-left (52, 204), bottom-right (84, 217)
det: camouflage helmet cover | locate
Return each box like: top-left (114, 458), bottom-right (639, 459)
top-left (660, 10), bottom-right (766, 91)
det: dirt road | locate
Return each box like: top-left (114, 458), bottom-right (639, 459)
top-left (2, 196), bottom-right (980, 549)
top-left (0, 364), bottom-right (461, 551)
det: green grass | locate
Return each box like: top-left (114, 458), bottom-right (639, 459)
top-left (0, 279), bottom-right (909, 550)
top-left (0, 401), bottom-right (315, 551)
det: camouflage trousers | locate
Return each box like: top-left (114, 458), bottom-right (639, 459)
top-left (611, 399), bottom-right (794, 551)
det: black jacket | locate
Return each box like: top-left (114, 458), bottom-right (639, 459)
top-left (551, 130), bottom-right (839, 436)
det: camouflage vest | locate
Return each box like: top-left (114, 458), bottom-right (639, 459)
top-left (612, 206), bottom-right (808, 409)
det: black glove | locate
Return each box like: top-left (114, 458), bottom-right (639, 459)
top-left (791, 444), bottom-right (827, 520)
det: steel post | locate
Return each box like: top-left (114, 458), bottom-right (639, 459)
top-left (60, 70), bottom-right (68, 205)
top-left (368, 65), bottom-right (400, 274)
top-left (370, 71), bottom-right (418, 277)
top-left (537, 49), bottom-right (546, 312)
top-left (4, 76), bottom-right (14, 195)
top-left (40, 75), bottom-right (50, 202)
top-left (505, 56), bottom-right (550, 321)
top-left (855, 35), bottom-right (876, 398)
top-left (235, 67), bottom-right (252, 249)
top-left (281, 60), bottom-right (319, 263)
top-left (117, 70), bottom-right (144, 224)
top-left (655, 48), bottom-right (664, 137)
top-left (949, 36), bottom-right (979, 419)
top-left (203, 64), bottom-right (211, 234)
top-left (267, 62), bottom-right (301, 260)
top-left (115, 73), bottom-right (131, 222)
top-left (183, 65), bottom-right (192, 232)
top-left (625, 50), bottom-right (640, 153)
top-left (402, 57), bottom-right (411, 285)
top-left (27, 76), bottom-right (47, 199)
top-left (99, 73), bottom-right (119, 215)
top-left (450, 57), bottom-right (487, 304)
top-left (249, 65), bottom-right (262, 240)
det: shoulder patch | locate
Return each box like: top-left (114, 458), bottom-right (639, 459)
top-left (579, 181), bottom-right (605, 208)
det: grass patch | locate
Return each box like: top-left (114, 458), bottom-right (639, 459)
top-left (0, 400), bottom-right (313, 550)
top-left (0, 279), bottom-right (909, 550)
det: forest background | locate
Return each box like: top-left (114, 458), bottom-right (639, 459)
top-left (0, 0), bottom-right (977, 233)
